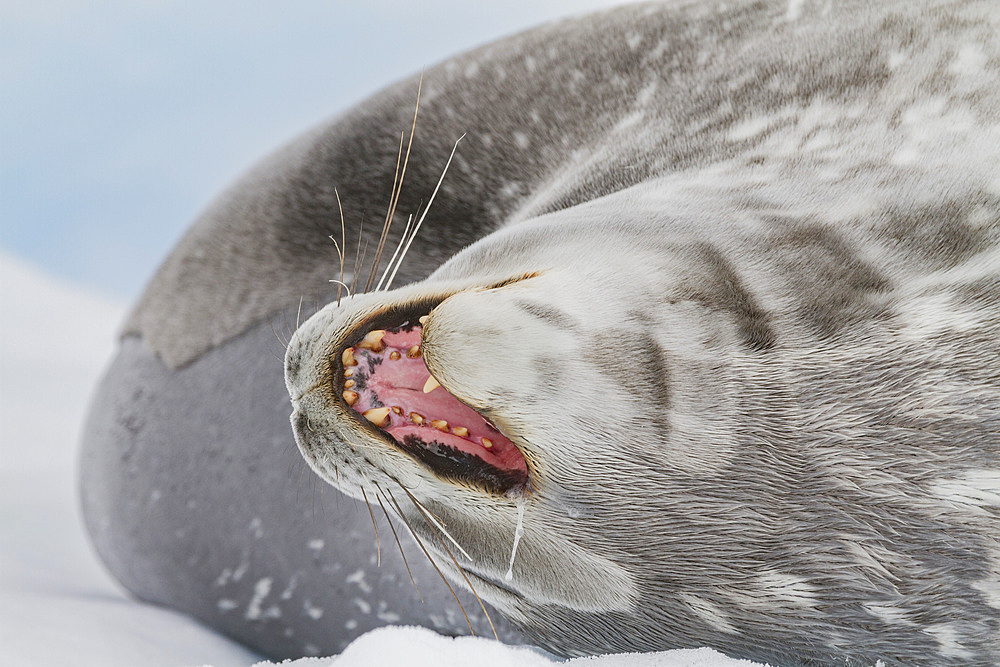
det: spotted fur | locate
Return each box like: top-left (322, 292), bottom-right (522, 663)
top-left (138, 1), bottom-right (1000, 664)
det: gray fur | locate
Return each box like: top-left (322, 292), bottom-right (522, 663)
top-left (84, 0), bottom-right (999, 665)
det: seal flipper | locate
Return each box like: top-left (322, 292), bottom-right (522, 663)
top-left (79, 309), bottom-right (525, 659)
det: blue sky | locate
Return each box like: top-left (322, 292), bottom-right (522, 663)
top-left (1, 0), bottom-right (626, 301)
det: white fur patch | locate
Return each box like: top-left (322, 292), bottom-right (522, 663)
top-left (930, 470), bottom-right (1000, 508)
top-left (756, 571), bottom-right (818, 607)
top-left (923, 623), bottom-right (973, 659)
top-left (680, 593), bottom-right (739, 634)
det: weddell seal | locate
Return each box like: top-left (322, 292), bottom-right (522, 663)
top-left (80, 0), bottom-right (1000, 665)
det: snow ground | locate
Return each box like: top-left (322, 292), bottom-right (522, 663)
top-left (0, 250), bottom-right (760, 666)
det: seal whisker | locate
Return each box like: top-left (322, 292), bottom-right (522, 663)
top-left (364, 130), bottom-right (406, 294)
top-left (384, 487), bottom-right (476, 636)
top-left (401, 486), bottom-right (469, 559)
top-left (333, 188), bottom-right (346, 306)
top-left (270, 320), bottom-right (289, 351)
top-left (366, 74), bottom-right (423, 294)
top-left (349, 216), bottom-right (366, 300)
top-left (375, 213), bottom-right (414, 293)
top-left (383, 133), bottom-right (464, 292)
top-left (327, 279), bottom-right (352, 299)
top-left (293, 296), bottom-right (304, 346)
top-left (399, 484), bottom-right (498, 640)
top-left (360, 486), bottom-right (381, 567)
top-left (374, 486), bottom-right (423, 602)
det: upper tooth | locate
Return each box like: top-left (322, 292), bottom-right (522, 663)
top-left (342, 348), bottom-right (358, 367)
top-left (423, 375), bottom-right (442, 393)
top-left (419, 315), bottom-right (429, 325)
top-left (430, 419), bottom-right (449, 432)
top-left (357, 330), bottom-right (386, 352)
top-left (389, 350), bottom-right (401, 360)
top-left (342, 390), bottom-right (359, 406)
top-left (451, 426), bottom-right (469, 437)
top-left (362, 407), bottom-right (391, 427)
top-left (406, 345), bottom-right (422, 358)
top-left (343, 379), bottom-right (355, 389)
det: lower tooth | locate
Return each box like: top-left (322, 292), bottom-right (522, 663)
top-left (343, 390), bottom-right (359, 406)
top-left (481, 438), bottom-right (493, 448)
top-left (391, 406), bottom-right (403, 415)
top-left (409, 412), bottom-right (424, 425)
top-left (431, 419), bottom-right (449, 432)
top-left (363, 407), bottom-right (391, 427)
top-left (452, 426), bottom-right (469, 437)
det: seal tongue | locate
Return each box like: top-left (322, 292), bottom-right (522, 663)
top-left (344, 324), bottom-right (527, 476)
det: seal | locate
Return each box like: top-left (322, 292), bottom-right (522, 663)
top-left (81, 1), bottom-right (999, 665)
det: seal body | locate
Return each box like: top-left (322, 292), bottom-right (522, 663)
top-left (83, 1), bottom-right (999, 665)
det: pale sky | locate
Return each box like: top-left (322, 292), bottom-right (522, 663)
top-left (1, 0), bottom-right (632, 300)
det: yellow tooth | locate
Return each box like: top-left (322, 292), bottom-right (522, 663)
top-left (452, 426), bottom-right (469, 437)
top-left (409, 412), bottom-right (424, 424)
top-left (419, 315), bottom-right (429, 325)
top-left (342, 390), bottom-right (359, 406)
top-left (389, 350), bottom-right (401, 361)
top-left (343, 379), bottom-right (355, 389)
top-left (357, 330), bottom-right (386, 352)
top-left (430, 419), bottom-right (449, 432)
top-left (363, 407), bottom-right (391, 427)
top-left (423, 375), bottom-right (441, 393)
top-left (344, 368), bottom-right (354, 377)
top-left (406, 345), bottom-right (422, 358)
top-left (391, 406), bottom-right (403, 415)
top-left (480, 438), bottom-right (493, 448)
top-left (342, 348), bottom-right (358, 367)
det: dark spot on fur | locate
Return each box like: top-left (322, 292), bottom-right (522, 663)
top-left (680, 245), bottom-right (777, 352)
top-left (586, 330), bottom-right (671, 433)
top-left (876, 195), bottom-right (998, 269)
top-left (772, 221), bottom-right (892, 338)
top-left (956, 276), bottom-right (1000, 309)
top-left (515, 299), bottom-right (579, 331)
top-left (532, 355), bottom-right (563, 391)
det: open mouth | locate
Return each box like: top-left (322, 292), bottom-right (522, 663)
top-left (336, 307), bottom-right (529, 496)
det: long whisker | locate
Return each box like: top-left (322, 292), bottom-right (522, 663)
top-left (270, 320), bottom-right (289, 351)
top-left (400, 486), bottom-right (498, 641)
top-left (383, 487), bottom-right (475, 636)
top-left (374, 489), bottom-right (423, 602)
top-left (360, 487), bottom-right (381, 567)
top-left (334, 189), bottom-right (346, 307)
top-left (364, 132), bottom-right (412, 292)
top-left (364, 131), bottom-right (405, 294)
top-left (384, 133), bottom-right (465, 291)
top-left (375, 213), bottom-right (413, 292)
top-left (328, 279), bottom-right (352, 298)
top-left (401, 486), bottom-right (471, 560)
top-left (352, 240), bottom-right (369, 299)
top-left (366, 74), bottom-right (424, 293)
top-left (294, 296), bottom-right (304, 344)
top-left (350, 216), bottom-right (366, 299)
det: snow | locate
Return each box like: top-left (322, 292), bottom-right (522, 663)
top-left (0, 249), bottom-right (761, 666)
top-left (247, 626), bottom-right (759, 667)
